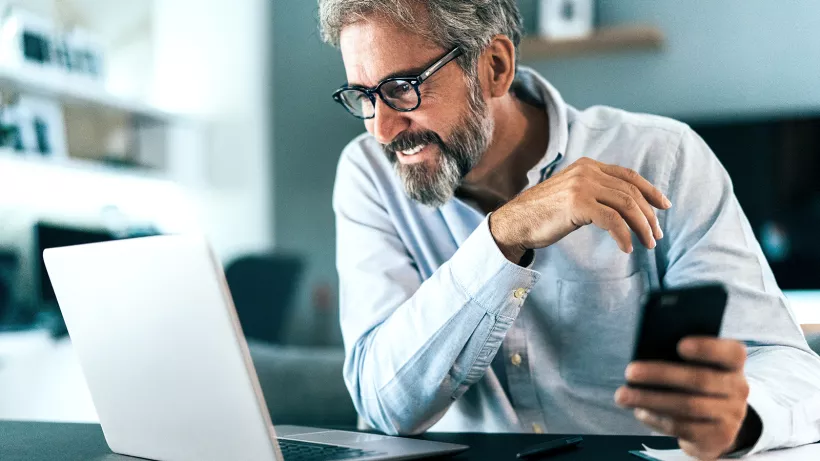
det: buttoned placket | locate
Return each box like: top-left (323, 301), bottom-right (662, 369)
top-left (502, 156), bottom-right (564, 434)
top-left (502, 309), bottom-right (547, 433)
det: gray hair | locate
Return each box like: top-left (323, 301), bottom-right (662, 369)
top-left (318, 0), bottom-right (522, 77)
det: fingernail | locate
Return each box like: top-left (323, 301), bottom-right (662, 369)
top-left (616, 388), bottom-right (632, 405)
top-left (658, 227), bottom-right (664, 239)
top-left (627, 245), bottom-right (634, 254)
top-left (649, 237), bottom-right (656, 249)
top-left (678, 339), bottom-right (695, 356)
top-left (635, 408), bottom-right (649, 421)
top-left (663, 196), bottom-right (672, 208)
top-left (625, 364), bottom-right (635, 380)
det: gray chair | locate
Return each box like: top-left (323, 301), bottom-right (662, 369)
top-left (248, 342), bottom-right (356, 427)
top-left (225, 254), bottom-right (303, 344)
top-left (227, 254), bottom-right (356, 427)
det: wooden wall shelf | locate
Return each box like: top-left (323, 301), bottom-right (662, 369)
top-left (519, 25), bottom-right (665, 61)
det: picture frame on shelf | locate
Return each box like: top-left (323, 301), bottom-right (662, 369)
top-left (538, 0), bottom-right (595, 40)
top-left (0, 4), bottom-right (106, 85)
top-left (0, 5), bottom-right (57, 69)
top-left (64, 28), bottom-right (105, 82)
top-left (0, 95), bottom-right (67, 159)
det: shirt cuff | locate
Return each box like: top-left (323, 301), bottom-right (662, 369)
top-left (448, 217), bottom-right (541, 318)
top-left (740, 381), bottom-right (792, 456)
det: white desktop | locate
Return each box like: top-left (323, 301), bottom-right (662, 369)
top-left (784, 290), bottom-right (820, 324)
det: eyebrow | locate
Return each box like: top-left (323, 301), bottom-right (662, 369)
top-left (348, 64), bottom-right (430, 89)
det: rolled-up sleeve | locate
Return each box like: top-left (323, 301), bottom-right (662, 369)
top-left (334, 147), bottom-right (539, 435)
top-left (658, 127), bottom-right (820, 455)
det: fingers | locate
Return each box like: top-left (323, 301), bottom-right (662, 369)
top-left (634, 408), bottom-right (715, 438)
top-left (678, 337), bottom-right (748, 372)
top-left (597, 173), bottom-right (663, 241)
top-left (626, 361), bottom-right (747, 398)
top-left (596, 188), bottom-right (657, 250)
top-left (534, 158), bottom-right (670, 254)
top-left (599, 163), bottom-right (672, 211)
top-left (615, 386), bottom-right (739, 422)
top-left (616, 348), bottom-right (750, 461)
top-left (587, 203), bottom-right (634, 253)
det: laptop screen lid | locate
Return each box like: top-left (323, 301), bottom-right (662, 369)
top-left (43, 235), bottom-right (282, 461)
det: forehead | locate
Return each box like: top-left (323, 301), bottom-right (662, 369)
top-left (339, 18), bottom-right (445, 87)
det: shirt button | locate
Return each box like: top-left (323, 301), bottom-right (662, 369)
top-left (513, 288), bottom-right (527, 299)
top-left (532, 423), bottom-right (544, 434)
top-left (510, 353), bottom-right (522, 367)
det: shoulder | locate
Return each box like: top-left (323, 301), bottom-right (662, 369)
top-left (337, 132), bottom-right (394, 182)
top-left (568, 105), bottom-right (706, 183)
top-left (573, 105), bottom-right (690, 149)
top-left (334, 132), bottom-right (405, 212)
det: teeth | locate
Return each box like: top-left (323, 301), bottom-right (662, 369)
top-left (401, 144), bottom-right (425, 156)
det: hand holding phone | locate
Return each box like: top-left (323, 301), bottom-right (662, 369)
top-left (619, 284), bottom-right (758, 459)
top-left (629, 284), bottom-right (728, 391)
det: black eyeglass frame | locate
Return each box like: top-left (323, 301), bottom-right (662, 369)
top-left (332, 46), bottom-right (463, 120)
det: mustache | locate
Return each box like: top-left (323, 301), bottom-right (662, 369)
top-left (384, 130), bottom-right (444, 154)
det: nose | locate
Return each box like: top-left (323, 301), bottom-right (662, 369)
top-left (365, 97), bottom-right (410, 145)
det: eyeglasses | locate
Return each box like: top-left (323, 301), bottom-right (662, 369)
top-left (332, 47), bottom-right (463, 120)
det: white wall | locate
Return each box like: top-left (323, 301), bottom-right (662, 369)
top-left (106, 33), bottom-right (154, 99)
top-left (95, 0), bottom-right (275, 261)
top-left (79, 0), bottom-right (277, 261)
top-left (148, 0), bottom-right (273, 261)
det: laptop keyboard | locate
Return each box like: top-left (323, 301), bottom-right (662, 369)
top-left (278, 439), bottom-right (387, 460)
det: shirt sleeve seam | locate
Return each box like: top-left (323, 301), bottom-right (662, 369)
top-left (451, 311), bottom-right (513, 398)
top-left (377, 295), bottom-right (475, 395)
top-left (452, 315), bottom-right (495, 395)
top-left (451, 259), bottom-right (507, 313)
top-left (654, 125), bottom-right (688, 281)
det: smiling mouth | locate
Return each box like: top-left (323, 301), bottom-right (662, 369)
top-left (399, 144), bottom-right (426, 156)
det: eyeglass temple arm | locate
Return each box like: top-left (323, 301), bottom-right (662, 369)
top-left (417, 47), bottom-right (462, 84)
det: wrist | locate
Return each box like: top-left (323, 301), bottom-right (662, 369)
top-left (489, 210), bottom-right (527, 264)
top-left (727, 405), bottom-right (763, 456)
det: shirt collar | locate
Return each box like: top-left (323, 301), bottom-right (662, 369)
top-left (444, 68), bottom-right (571, 215)
top-left (512, 67), bottom-right (571, 186)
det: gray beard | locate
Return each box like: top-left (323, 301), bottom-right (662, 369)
top-left (385, 81), bottom-right (494, 207)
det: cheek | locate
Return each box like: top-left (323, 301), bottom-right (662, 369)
top-left (417, 87), bottom-right (452, 116)
top-left (420, 90), bottom-right (468, 124)
top-left (412, 106), bottom-right (461, 140)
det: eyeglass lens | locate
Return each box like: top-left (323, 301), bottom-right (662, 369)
top-left (338, 79), bottom-right (418, 118)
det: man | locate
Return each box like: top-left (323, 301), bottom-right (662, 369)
top-left (320, 1), bottom-right (820, 459)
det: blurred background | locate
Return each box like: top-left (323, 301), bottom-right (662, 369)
top-left (0, 0), bottom-right (818, 430)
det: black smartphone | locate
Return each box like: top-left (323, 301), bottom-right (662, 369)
top-left (629, 284), bottom-right (728, 390)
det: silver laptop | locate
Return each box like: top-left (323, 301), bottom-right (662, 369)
top-left (43, 235), bottom-right (468, 461)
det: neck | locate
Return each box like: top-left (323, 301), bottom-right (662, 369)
top-left (457, 93), bottom-right (550, 213)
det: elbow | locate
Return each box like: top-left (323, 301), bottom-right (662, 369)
top-left (372, 407), bottom-right (434, 436)
top-left (344, 347), bottom-right (441, 436)
top-left (356, 399), bottom-right (437, 436)
top-left (344, 371), bottom-right (423, 436)
top-left (347, 378), bottom-right (450, 436)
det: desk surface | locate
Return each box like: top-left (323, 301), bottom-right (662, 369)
top-left (0, 420), bottom-right (680, 461)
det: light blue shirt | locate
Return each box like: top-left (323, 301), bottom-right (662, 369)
top-left (332, 67), bottom-right (820, 456)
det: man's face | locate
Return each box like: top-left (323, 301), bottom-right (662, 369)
top-left (339, 17), bottom-right (494, 206)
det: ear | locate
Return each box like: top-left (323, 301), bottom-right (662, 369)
top-left (481, 34), bottom-right (516, 98)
